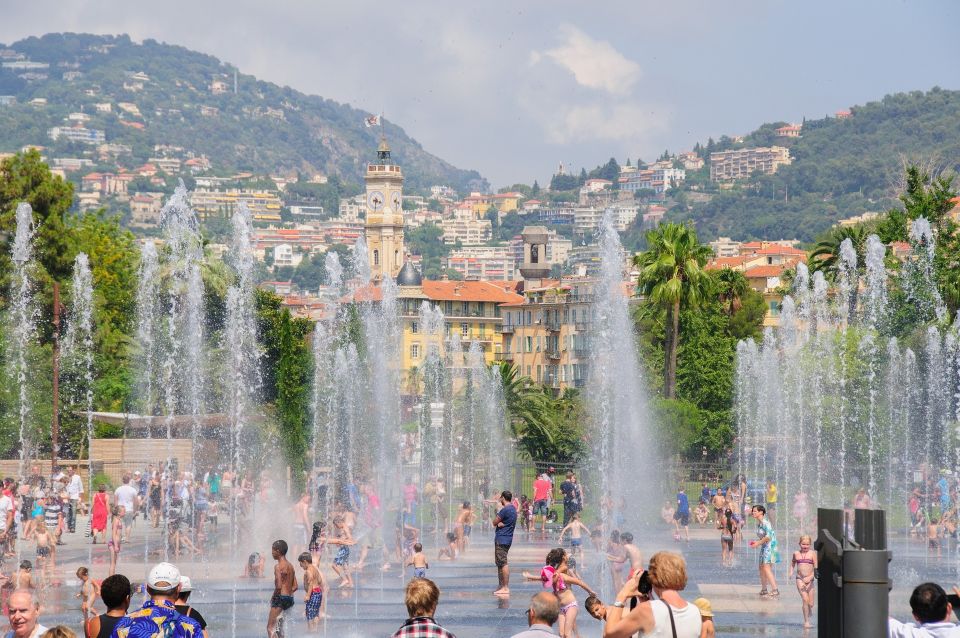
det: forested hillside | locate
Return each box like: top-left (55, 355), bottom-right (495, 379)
top-left (0, 33), bottom-right (486, 192)
top-left (669, 88), bottom-right (960, 242)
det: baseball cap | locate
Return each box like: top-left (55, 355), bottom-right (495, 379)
top-left (147, 562), bottom-right (181, 591)
top-left (693, 598), bottom-right (714, 618)
top-left (179, 576), bottom-right (192, 592)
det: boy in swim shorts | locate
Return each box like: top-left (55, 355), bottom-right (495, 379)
top-left (299, 551), bottom-right (325, 627)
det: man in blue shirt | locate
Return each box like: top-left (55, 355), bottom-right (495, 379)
top-left (492, 490), bottom-right (517, 596)
top-left (675, 488), bottom-right (691, 542)
top-left (111, 562), bottom-right (203, 637)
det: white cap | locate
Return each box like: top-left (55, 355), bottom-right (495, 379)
top-left (147, 562), bottom-right (181, 591)
top-left (179, 576), bottom-right (192, 592)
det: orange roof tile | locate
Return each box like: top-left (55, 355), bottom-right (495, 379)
top-left (706, 256), bottom-right (749, 270)
top-left (422, 280), bottom-right (524, 304)
top-left (753, 246), bottom-right (806, 256)
top-left (745, 265), bottom-right (787, 278)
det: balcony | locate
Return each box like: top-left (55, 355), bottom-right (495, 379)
top-left (574, 378), bottom-right (587, 388)
top-left (567, 293), bottom-right (594, 304)
top-left (545, 319), bottom-right (562, 332)
top-left (499, 323), bottom-right (515, 334)
top-left (545, 348), bottom-right (561, 360)
top-left (572, 347), bottom-right (589, 358)
top-left (574, 320), bottom-right (590, 331)
top-left (495, 352), bottom-right (514, 361)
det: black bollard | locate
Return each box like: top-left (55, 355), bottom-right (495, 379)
top-left (842, 548), bottom-right (892, 638)
top-left (854, 508), bottom-right (886, 550)
top-left (817, 508), bottom-right (844, 638)
top-left (815, 507), bottom-right (892, 638)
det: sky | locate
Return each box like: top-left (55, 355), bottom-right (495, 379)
top-left (2, 1), bottom-right (959, 188)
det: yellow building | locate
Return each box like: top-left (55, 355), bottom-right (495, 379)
top-left (498, 280), bottom-right (594, 391)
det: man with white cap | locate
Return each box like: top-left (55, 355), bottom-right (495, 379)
top-left (111, 562), bottom-right (203, 637)
top-left (174, 576), bottom-right (209, 638)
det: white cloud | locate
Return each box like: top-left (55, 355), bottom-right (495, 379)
top-left (541, 25), bottom-right (641, 95)
top-left (543, 103), bottom-right (668, 145)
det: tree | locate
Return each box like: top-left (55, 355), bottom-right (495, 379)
top-left (634, 223), bottom-right (713, 398)
top-left (713, 268), bottom-right (749, 316)
top-left (809, 225), bottom-right (871, 276)
top-left (531, 180), bottom-right (540, 196)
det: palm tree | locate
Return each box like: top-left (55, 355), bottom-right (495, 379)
top-left (633, 223), bottom-right (713, 399)
top-left (809, 225), bottom-right (869, 277)
top-left (714, 268), bottom-right (749, 316)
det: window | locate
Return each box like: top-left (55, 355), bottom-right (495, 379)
top-left (526, 311), bottom-right (532, 325)
top-left (536, 365), bottom-right (542, 383)
top-left (373, 249), bottom-right (379, 266)
top-left (411, 322), bottom-right (419, 334)
top-left (526, 366), bottom-right (531, 376)
top-left (445, 322), bottom-right (452, 335)
top-left (445, 301), bottom-right (453, 314)
top-left (479, 323), bottom-right (486, 337)
top-left (525, 336), bottom-right (533, 353)
top-left (461, 323), bottom-right (469, 337)
top-left (410, 343), bottom-right (420, 359)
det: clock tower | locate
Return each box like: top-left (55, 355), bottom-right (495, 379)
top-left (364, 137), bottom-right (405, 280)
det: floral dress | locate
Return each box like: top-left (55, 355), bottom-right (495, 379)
top-left (756, 518), bottom-right (780, 565)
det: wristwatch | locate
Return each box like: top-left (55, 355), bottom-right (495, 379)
top-left (612, 601), bottom-right (626, 608)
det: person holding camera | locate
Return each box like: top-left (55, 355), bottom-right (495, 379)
top-left (889, 582), bottom-right (960, 637)
top-left (602, 551), bottom-right (701, 638)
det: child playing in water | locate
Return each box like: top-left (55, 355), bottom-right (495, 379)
top-left (109, 506), bottom-right (124, 576)
top-left (585, 595), bottom-right (607, 621)
top-left (558, 512), bottom-right (590, 567)
top-left (14, 561), bottom-right (33, 590)
top-left (454, 501), bottom-right (474, 554)
top-left (437, 533), bottom-right (458, 561)
top-left (242, 552), bottom-right (265, 578)
top-left (33, 519), bottom-right (56, 580)
top-left (406, 543), bottom-right (429, 577)
top-left (330, 515), bottom-right (356, 588)
top-left (523, 548), bottom-right (597, 638)
top-left (929, 517), bottom-right (942, 557)
top-left (789, 535), bottom-right (818, 628)
top-left (76, 566), bottom-right (99, 622)
top-left (298, 551), bottom-right (326, 627)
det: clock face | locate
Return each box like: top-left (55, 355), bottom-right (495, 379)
top-left (368, 190), bottom-right (384, 211)
top-left (391, 191), bottom-right (402, 210)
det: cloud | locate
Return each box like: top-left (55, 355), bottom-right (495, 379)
top-left (541, 24), bottom-right (641, 95)
top-left (542, 103), bottom-right (669, 145)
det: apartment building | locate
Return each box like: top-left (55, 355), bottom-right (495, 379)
top-left (709, 146), bottom-right (791, 182)
top-left (499, 279), bottom-right (596, 392)
top-left (444, 246), bottom-right (515, 281)
top-left (48, 126), bottom-right (105, 144)
top-left (190, 188), bottom-right (283, 221)
top-left (440, 210), bottom-right (492, 245)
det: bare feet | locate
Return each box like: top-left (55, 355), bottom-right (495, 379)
top-left (493, 588), bottom-right (510, 596)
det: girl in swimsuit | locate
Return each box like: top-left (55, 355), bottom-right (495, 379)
top-left (789, 534), bottom-right (817, 628)
top-left (719, 508), bottom-right (738, 567)
top-left (108, 506), bottom-right (124, 576)
top-left (523, 548), bottom-right (597, 638)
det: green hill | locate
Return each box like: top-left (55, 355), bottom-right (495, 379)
top-left (0, 33), bottom-right (487, 193)
top-left (668, 88), bottom-right (960, 242)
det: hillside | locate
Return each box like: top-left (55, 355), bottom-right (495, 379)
top-left (667, 88), bottom-right (960, 242)
top-left (0, 33), bottom-right (487, 193)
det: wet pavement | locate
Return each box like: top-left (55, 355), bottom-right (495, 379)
top-left (11, 516), bottom-right (957, 636)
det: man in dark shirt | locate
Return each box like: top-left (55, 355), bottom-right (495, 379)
top-left (492, 490), bottom-right (517, 596)
top-left (174, 576), bottom-right (208, 637)
top-left (560, 473), bottom-right (579, 526)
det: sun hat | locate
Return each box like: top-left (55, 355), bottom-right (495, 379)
top-left (693, 598), bottom-right (714, 618)
top-left (179, 576), bottom-right (192, 592)
top-left (148, 562), bottom-right (181, 591)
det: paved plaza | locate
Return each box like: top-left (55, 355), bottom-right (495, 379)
top-left (13, 515), bottom-right (955, 637)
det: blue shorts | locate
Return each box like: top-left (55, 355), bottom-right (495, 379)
top-left (463, 524), bottom-right (471, 537)
top-left (414, 567), bottom-right (426, 578)
top-left (305, 590), bottom-right (322, 619)
top-left (334, 546), bottom-right (350, 566)
top-left (570, 538), bottom-right (582, 547)
top-left (533, 500), bottom-right (549, 515)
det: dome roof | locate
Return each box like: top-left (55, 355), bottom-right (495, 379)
top-left (395, 261), bottom-right (422, 287)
